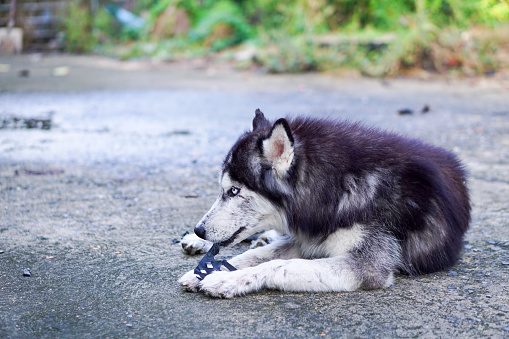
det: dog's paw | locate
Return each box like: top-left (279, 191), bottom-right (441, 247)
top-left (200, 270), bottom-right (259, 298)
top-left (181, 233), bottom-right (213, 255)
top-left (249, 229), bottom-right (281, 248)
top-left (178, 269), bottom-right (202, 292)
top-left (199, 271), bottom-right (240, 298)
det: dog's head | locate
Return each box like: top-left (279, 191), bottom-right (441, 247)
top-left (194, 109), bottom-right (294, 245)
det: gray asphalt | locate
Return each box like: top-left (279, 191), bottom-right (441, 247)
top-left (1, 55), bottom-right (508, 338)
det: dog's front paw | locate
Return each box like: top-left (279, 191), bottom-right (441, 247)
top-left (200, 270), bottom-right (259, 298)
top-left (249, 230), bottom-right (281, 248)
top-left (178, 270), bottom-right (202, 292)
top-left (199, 271), bottom-right (239, 298)
top-left (181, 233), bottom-right (213, 255)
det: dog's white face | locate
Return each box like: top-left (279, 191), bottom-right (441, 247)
top-left (194, 172), bottom-right (285, 245)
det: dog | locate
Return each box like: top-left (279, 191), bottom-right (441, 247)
top-left (178, 109), bottom-right (470, 298)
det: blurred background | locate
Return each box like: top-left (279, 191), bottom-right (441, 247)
top-left (1, 0), bottom-right (508, 76)
top-left (1, 4), bottom-right (509, 337)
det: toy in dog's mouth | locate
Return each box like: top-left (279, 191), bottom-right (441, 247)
top-left (194, 243), bottom-right (237, 280)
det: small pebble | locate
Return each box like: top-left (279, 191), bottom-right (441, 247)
top-left (126, 323), bottom-right (133, 328)
top-left (449, 271), bottom-right (458, 276)
top-left (398, 108), bottom-right (413, 115)
top-left (491, 247), bottom-right (502, 251)
top-left (501, 261), bottom-right (509, 265)
top-left (502, 327), bottom-right (509, 332)
top-left (486, 295), bottom-right (492, 298)
top-left (464, 245), bottom-right (472, 249)
top-left (18, 69), bottom-right (30, 77)
top-left (23, 268), bottom-right (31, 276)
top-left (486, 240), bottom-right (498, 245)
top-left (447, 286), bottom-right (457, 290)
top-left (0, 250), bottom-right (4, 254)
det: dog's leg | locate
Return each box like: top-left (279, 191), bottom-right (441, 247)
top-left (199, 229), bottom-right (399, 297)
top-left (228, 235), bottom-right (298, 269)
top-left (180, 233), bottom-right (213, 255)
top-left (178, 236), bottom-right (298, 292)
top-left (199, 256), bottom-right (394, 298)
top-left (178, 234), bottom-right (280, 291)
top-left (179, 235), bottom-right (302, 292)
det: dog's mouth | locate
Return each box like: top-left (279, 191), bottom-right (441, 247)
top-left (219, 227), bottom-right (246, 247)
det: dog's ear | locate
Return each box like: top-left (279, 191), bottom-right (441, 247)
top-left (253, 109), bottom-right (270, 131)
top-left (263, 118), bottom-right (294, 177)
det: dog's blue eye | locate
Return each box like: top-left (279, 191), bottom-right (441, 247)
top-left (228, 187), bottom-right (240, 197)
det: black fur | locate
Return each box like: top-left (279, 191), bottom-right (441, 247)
top-left (223, 111), bottom-right (470, 276)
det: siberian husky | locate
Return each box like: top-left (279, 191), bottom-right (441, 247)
top-left (178, 109), bottom-right (470, 298)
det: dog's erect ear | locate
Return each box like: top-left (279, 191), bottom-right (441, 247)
top-left (262, 118), bottom-right (294, 177)
top-left (253, 109), bottom-right (270, 131)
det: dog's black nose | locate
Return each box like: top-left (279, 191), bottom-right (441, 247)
top-left (194, 224), bottom-right (206, 239)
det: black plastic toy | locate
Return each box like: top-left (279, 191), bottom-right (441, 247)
top-left (194, 243), bottom-right (237, 280)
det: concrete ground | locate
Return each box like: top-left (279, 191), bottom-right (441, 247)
top-left (0, 55), bottom-right (508, 338)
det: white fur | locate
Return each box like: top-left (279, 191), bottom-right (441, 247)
top-left (179, 223), bottom-right (371, 298)
top-left (178, 269), bottom-right (202, 292)
top-left (180, 233), bottom-right (213, 255)
top-left (178, 236), bottom-right (292, 292)
top-left (199, 256), bottom-right (361, 298)
top-left (195, 173), bottom-right (287, 244)
top-left (296, 223), bottom-right (365, 258)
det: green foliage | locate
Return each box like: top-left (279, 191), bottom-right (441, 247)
top-left (477, 0), bottom-right (509, 25)
top-left (146, 0), bottom-right (174, 24)
top-left (256, 33), bottom-right (317, 73)
top-left (367, 0), bottom-right (415, 30)
top-left (425, 1), bottom-right (503, 28)
top-left (64, 0), bottom-right (509, 75)
top-left (188, 1), bottom-right (252, 51)
top-left (93, 7), bottom-right (117, 40)
top-left (62, 1), bottom-right (97, 53)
